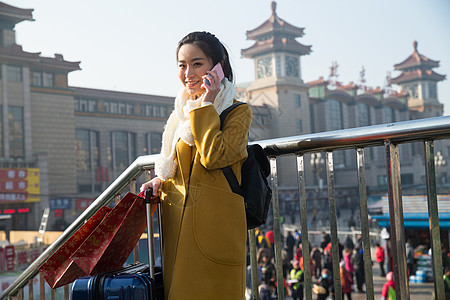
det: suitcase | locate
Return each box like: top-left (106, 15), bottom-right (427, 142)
top-left (70, 189), bottom-right (164, 299)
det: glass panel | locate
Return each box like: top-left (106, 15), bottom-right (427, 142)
top-left (8, 106), bottom-right (24, 158)
top-left (384, 106), bottom-right (395, 122)
top-left (327, 99), bottom-right (343, 130)
top-left (7, 66), bottom-right (22, 82)
top-left (357, 103), bottom-right (370, 127)
top-left (75, 129), bottom-right (90, 171)
top-left (88, 100), bottom-right (97, 112)
top-left (92, 131), bottom-right (100, 169)
top-left (43, 73), bottom-right (54, 87)
top-left (113, 131), bottom-right (128, 170)
top-left (32, 71), bottom-right (42, 86)
top-left (149, 132), bottom-right (162, 154)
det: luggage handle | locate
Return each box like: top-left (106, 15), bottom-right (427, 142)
top-left (144, 188), bottom-right (162, 280)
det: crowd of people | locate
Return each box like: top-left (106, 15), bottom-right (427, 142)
top-left (246, 229), bottom-right (369, 300)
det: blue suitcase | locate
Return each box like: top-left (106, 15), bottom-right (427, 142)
top-left (70, 263), bottom-right (163, 299)
top-left (70, 189), bottom-right (164, 299)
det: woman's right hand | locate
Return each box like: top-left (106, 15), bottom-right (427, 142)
top-left (140, 177), bottom-right (162, 196)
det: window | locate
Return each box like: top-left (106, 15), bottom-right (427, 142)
top-left (8, 106), bottom-right (24, 158)
top-left (43, 73), bottom-right (54, 87)
top-left (384, 106), bottom-right (395, 123)
top-left (142, 104), bottom-right (169, 118)
top-left (377, 175), bottom-right (387, 186)
top-left (295, 94), bottom-right (301, 107)
top-left (112, 131), bottom-right (136, 171)
top-left (401, 173), bottom-right (414, 185)
top-left (146, 132), bottom-right (162, 154)
top-left (104, 101), bottom-right (134, 115)
top-left (327, 99), bottom-right (343, 130)
top-left (75, 129), bottom-right (99, 171)
top-left (7, 66), bottom-right (22, 82)
top-left (357, 103), bottom-right (370, 127)
top-left (32, 72), bottom-right (42, 86)
top-left (296, 119), bottom-right (303, 132)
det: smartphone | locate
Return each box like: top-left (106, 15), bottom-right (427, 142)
top-left (204, 63), bottom-right (225, 86)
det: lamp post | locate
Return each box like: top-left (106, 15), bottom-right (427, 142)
top-left (434, 151), bottom-right (447, 185)
top-left (310, 153), bottom-right (325, 210)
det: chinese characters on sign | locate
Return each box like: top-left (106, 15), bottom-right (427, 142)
top-left (0, 169), bottom-right (40, 202)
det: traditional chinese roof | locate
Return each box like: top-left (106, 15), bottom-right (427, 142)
top-left (0, 2), bottom-right (34, 28)
top-left (242, 1), bottom-right (312, 58)
top-left (0, 44), bottom-right (80, 72)
top-left (394, 41), bottom-right (440, 71)
top-left (392, 69), bottom-right (446, 84)
top-left (307, 77), bottom-right (328, 87)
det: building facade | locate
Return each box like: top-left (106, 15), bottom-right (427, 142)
top-left (0, 1), bottom-right (448, 232)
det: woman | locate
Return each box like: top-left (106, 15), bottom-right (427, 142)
top-left (141, 31), bottom-right (252, 299)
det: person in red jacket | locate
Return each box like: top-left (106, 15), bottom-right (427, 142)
top-left (375, 243), bottom-right (386, 277)
top-left (340, 261), bottom-right (353, 300)
top-left (381, 271), bottom-right (395, 300)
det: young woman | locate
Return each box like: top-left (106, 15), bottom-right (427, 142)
top-left (141, 31), bottom-right (252, 299)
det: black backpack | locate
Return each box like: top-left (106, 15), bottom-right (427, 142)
top-left (219, 102), bottom-right (272, 229)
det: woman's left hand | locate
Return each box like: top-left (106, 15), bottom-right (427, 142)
top-left (201, 70), bottom-right (221, 104)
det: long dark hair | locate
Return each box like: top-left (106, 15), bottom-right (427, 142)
top-left (176, 31), bottom-right (233, 82)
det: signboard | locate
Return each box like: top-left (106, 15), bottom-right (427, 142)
top-left (49, 198), bottom-right (72, 210)
top-left (76, 198), bottom-right (95, 211)
top-left (0, 169), bottom-right (40, 203)
top-left (4, 246), bottom-right (14, 272)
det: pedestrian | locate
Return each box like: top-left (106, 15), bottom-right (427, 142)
top-left (257, 248), bottom-right (276, 288)
top-left (340, 261), bottom-right (353, 300)
top-left (140, 31), bottom-right (252, 299)
top-left (289, 260), bottom-right (304, 300)
top-left (320, 231), bottom-right (331, 250)
top-left (375, 243), bottom-right (386, 277)
top-left (286, 231), bottom-right (296, 261)
top-left (352, 246), bottom-right (365, 293)
top-left (344, 248), bottom-right (355, 277)
top-left (443, 265), bottom-right (450, 300)
top-left (381, 271), bottom-right (395, 300)
top-left (344, 235), bottom-right (354, 251)
top-left (406, 239), bottom-right (415, 276)
top-left (311, 246), bottom-right (322, 279)
top-left (314, 269), bottom-right (333, 300)
top-left (266, 228), bottom-right (275, 251)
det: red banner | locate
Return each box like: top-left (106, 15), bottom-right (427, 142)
top-left (4, 246), bottom-right (15, 272)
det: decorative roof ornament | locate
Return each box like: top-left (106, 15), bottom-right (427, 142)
top-left (241, 1), bottom-right (311, 58)
top-left (271, 1), bottom-right (277, 16)
top-left (392, 41), bottom-right (445, 84)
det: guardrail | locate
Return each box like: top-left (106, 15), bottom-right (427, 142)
top-left (1, 115), bottom-right (450, 300)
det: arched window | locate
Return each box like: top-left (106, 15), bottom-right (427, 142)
top-left (327, 99), bottom-right (343, 130)
top-left (357, 103), bottom-right (370, 127)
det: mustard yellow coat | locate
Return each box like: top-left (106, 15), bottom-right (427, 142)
top-left (160, 102), bottom-right (252, 299)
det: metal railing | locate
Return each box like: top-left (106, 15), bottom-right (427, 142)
top-left (1, 115), bottom-right (450, 299)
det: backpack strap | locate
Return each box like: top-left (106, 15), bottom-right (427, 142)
top-left (219, 102), bottom-right (247, 197)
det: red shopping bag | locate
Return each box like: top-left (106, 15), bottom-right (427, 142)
top-left (70, 192), bottom-right (148, 275)
top-left (39, 206), bottom-right (112, 288)
top-left (39, 192), bottom-right (151, 289)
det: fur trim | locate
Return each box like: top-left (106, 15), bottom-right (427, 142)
top-left (155, 79), bottom-right (236, 180)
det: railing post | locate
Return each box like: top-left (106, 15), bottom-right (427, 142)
top-left (356, 148), bottom-right (374, 300)
top-left (385, 140), bottom-right (410, 299)
top-left (248, 228), bottom-right (259, 300)
top-left (325, 151), bottom-right (342, 300)
top-left (64, 284), bottom-right (70, 300)
top-left (39, 273), bottom-right (44, 300)
top-left (424, 141), bottom-right (445, 300)
top-left (296, 154), bottom-right (312, 300)
top-left (130, 179), bottom-right (140, 263)
top-left (269, 157), bottom-right (284, 300)
top-left (28, 279), bottom-right (33, 300)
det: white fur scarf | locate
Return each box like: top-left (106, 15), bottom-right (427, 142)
top-left (155, 79), bottom-right (236, 180)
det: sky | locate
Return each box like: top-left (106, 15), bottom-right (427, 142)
top-left (10, 0), bottom-right (450, 115)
